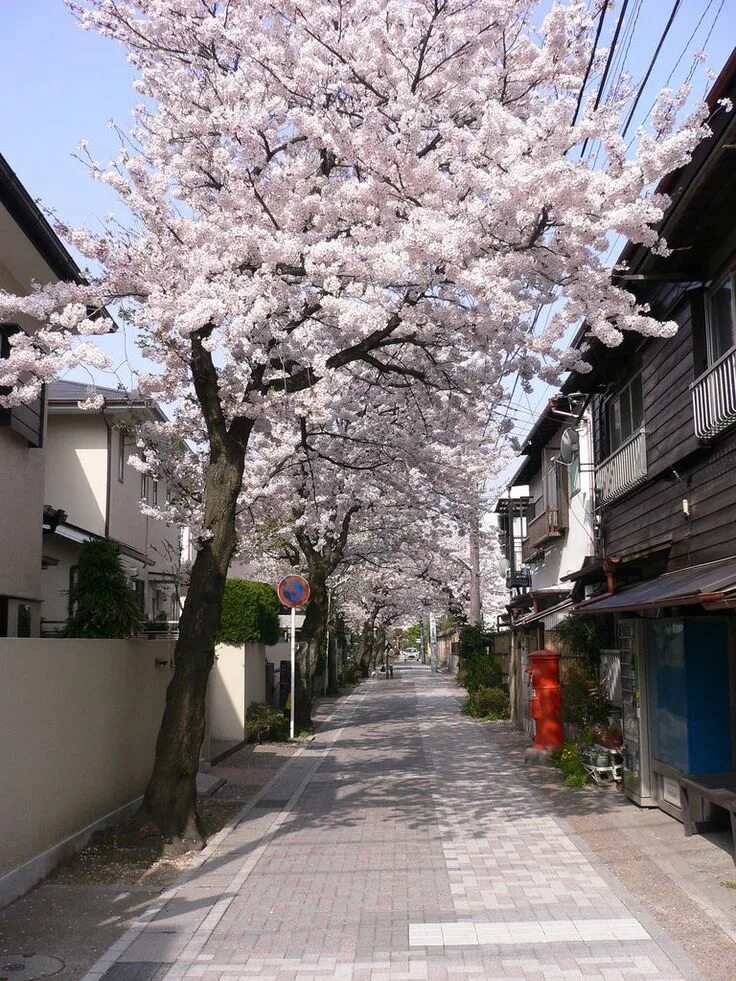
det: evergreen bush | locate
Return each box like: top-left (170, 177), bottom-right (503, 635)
top-left (562, 661), bottom-right (609, 729)
top-left (463, 685), bottom-right (510, 720)
top-left (245, 701), bottom-right (289, 743)
top-left (457, 651), bottom-right (503, 693)
top-left (218, 579), bottom-right (281, 645)
top-left (63, 539), bottom-right (144, 639)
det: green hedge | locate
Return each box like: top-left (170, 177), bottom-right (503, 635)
top-left (217, 579), bottom-right (281, 645)
top-left (245, 702), bottom-right (289, 743)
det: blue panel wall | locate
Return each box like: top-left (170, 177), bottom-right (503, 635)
top-left (684, 620), bottom-right (731, 774)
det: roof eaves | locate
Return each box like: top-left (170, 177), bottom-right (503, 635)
top-left (0, 152), bottom-right (84, 284)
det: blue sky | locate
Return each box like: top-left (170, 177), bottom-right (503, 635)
top-left (2, 0), bottom-right (735, 406)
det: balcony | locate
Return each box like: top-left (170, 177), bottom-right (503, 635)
top-left (691, 347), bottom-right (736, 440)
top-left (521, 506), bottom-right (566, 562)
top-left (596, 427), bottom-right (647, 505)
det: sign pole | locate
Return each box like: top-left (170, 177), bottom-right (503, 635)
top-left (277, 575), bottom-right (310, 742)
top-left (290, 605), bottom-right (296, 740)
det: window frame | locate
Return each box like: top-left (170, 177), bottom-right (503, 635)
top-left (140, 471), bottom-right (148, 501)
top-left (705, 269), bottom-right (736, 367)
top-left (152, 479), bottom-right (158, 506)
top-left (604, 371), bottom-right (644, 457)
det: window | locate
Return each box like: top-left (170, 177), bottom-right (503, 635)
top-left (706, 271), bottom-right (736, 364)
top-left (605, 372), bottom-right (644, 454)
top-left (16, 604), bottom-right (31, 638)
top-left (140, 472), bottom-right (148, 500)
top-left (118, 432), bottom-right (125, 482)
top-left (133, 579), bottom-right (145, 613)
top-left (152, 479), bottom-right (158, 506)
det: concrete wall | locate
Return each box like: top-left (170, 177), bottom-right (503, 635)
top-left (208, 642), bottom-right (267, 743)
top-left (0, 637), bottom-right (174, 906)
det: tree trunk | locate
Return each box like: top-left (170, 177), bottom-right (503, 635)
top-left (357, 617), bottom-right (376, 677)
top-left (139, 442), bottom-right (245, 849)
top-left (295, 567), bottom-right (328, 730)
top-left (327, 623), bottom-right (340, 696)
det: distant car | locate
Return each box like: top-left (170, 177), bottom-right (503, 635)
top-left (405, 651), bottom-right (419, 661)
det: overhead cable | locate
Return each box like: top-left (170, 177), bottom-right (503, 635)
top-left (579, 0), bottom-right (632, 158)
top-left (571, 0), bottom-right (611, 127)
top-left (621, 0), bottom-right (685, 139)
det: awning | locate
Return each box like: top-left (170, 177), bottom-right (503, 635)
top-left (517, 598), bottom-right (573, 628)
top-left (575, 556), bottom-right (736, 614)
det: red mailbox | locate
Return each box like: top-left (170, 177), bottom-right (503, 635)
top-left (526, 650), bottom-right (563, 750)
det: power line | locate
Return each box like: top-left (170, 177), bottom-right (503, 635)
top-left (633, 0), bottom-right (720, 137)
top-left (621, 0), bottom-right (685, 139)
top-left (571, 1), bottom-right (611, 127)
top-left (579, 0), bottom-right (631, 158)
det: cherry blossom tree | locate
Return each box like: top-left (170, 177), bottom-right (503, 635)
top-left (0, 0), bottom-right (710, 847)
top-left (236, 384), bottom-right (500, 724)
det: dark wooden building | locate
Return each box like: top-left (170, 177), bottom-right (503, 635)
top-left (565, 51), bottom-right (736, 818)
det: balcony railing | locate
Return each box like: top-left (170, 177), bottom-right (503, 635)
top-left (691, 347), bottom-right (736, 440)
top-left (521, 506), bottom-right (565, 562)
top-left (595, 427), bottom-right (647, 505)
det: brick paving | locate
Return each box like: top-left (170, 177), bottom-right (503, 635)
top-left (85, 668), bottom-right (702, 980)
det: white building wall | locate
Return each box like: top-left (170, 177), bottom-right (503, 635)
top-left (0, 428), bottom-right (44, 609)
top-left (0, 207), bottom-right (61, 630)
top-left (40, 536), bottom-right (81, 629)
top-left (526, 415), bottom-right (595, 590)
top-left (45, 414), bottom-right (107, 536)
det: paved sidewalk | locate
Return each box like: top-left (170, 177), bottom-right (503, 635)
top-left (85, 668), bottom-right (702, 980)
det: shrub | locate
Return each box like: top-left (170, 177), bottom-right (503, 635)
top-left (562, 662), bottom-right (609, 729)
top-left (218, 579), bottom-right (281, 645)
top-left (458, 651), bottom-right (503, 694)
top-left (340, 662), bottom-right (360, 686)
top-left (245, 701), bottom-right (289, 743)
top-left (458, 622), bottom-right (494, 659)
top-left (63, 539), bottom-right (143, 639)
top-left (548, 740), bottom-right (589, 788)
top-left (464, 685), bottom-right (510, 720)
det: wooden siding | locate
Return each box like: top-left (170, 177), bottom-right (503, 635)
top-left (603, 430), bottom-right (736, 567)
top-left (640, 293), bottom-right (701, 480)
top-left (598, 291), bottom-right (736, 568)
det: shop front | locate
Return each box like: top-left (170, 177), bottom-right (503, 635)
top-left (578, 559), bottom-right (736, 819)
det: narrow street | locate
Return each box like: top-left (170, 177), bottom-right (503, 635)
top-left (87, 667), bottom-right (700, 981)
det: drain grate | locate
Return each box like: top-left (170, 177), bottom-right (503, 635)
top-left (0, 955), bottom-right (64, 981)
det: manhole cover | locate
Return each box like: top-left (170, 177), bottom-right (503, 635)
top-left (0, 955), bottom-right (64, 980)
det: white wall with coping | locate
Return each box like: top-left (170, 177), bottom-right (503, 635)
top-left (207, 642), bottom-right (267, 744)
top-left (0, 637), bottom-right (174, 908)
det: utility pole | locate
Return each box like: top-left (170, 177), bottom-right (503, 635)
top-left (468, 508), bottom-right (481, 627)
top-left (324, 586), bottom-right (332, 696)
